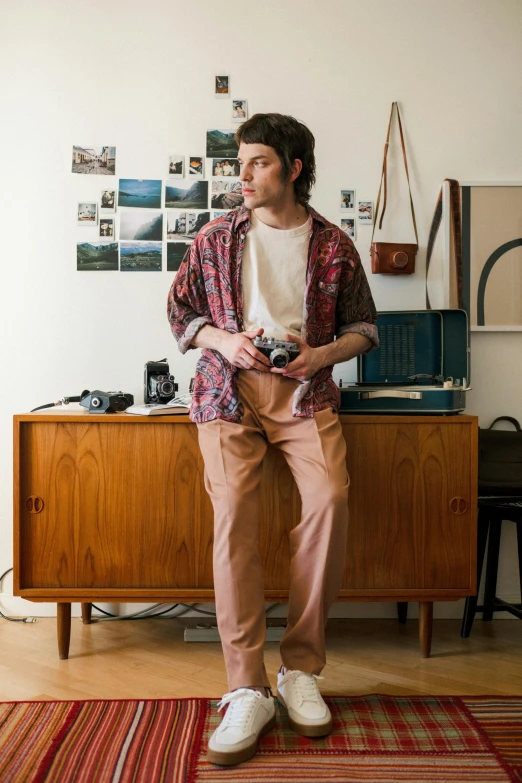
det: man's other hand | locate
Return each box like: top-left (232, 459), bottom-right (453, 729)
top-left (220, 328), bottom-right (271, 372)
top-left (270, 334), bottom-right (323, 381)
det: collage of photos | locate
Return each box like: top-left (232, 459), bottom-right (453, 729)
top-left (340, 189), bottom-right (373, 240)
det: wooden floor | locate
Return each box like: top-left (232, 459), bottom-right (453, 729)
top-left (1, 617), bottom-right (522, 701)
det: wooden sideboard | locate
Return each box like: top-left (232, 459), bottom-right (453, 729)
top-left (13, 410), bottom-right (478, 659)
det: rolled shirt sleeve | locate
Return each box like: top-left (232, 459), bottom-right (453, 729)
top-left (335, 239), bottom-right (379, 352)
top-left (167, 237), bottom-right (213, 354)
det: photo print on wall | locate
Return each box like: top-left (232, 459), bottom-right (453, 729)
top-left (206, 129), bottom-right (239, 159)
top-left (100, 190), bottom-right (116, 212)
top-left (167, 211), bottom-right (188, 239)
top-left (99, 217), bottom-right (115, 238)
top-left (211, 180), bottom-right (243, 209)
top-left (357, 201), bottom-right (374, 223)
top-left (118, 179), bottom-right (162, 209)
top-left (165, 180), bottom-right (209, 209)
top-left (167, 242), bottom-right (191, 272)
top-left (77, 242), bottom-right (118, 271)
top-left (212, 158), bottom-right (240, 177)
top-left (72, 146), bottom-right (115, 175)
top-left (189, 156), bottom-right (204, 177)
top-left (168, 155), bottom-right (184, 178)
top-left (341, 217), bottom-right (356, 240)
top-left (120, 241), bottom-right (162, 271)
top-left (340, 190), bottom-right (355, 211)
top-left (214, 74), bottom-right (229, 97)
top-left (232, 100), bottom-right (248, 122)
top-left (77, 202), bottom-right (98, 225)
top-left (120, 210), bottom-right (163, 241)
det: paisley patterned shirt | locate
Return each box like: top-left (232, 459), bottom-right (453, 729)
top-left (167, 205), bottom-right (378, 423)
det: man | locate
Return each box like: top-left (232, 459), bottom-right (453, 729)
top-left (168, 113), bottom-right (378, 766)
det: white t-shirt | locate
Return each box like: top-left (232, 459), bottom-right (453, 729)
top-left (241, 211), bottom-right (310, 339)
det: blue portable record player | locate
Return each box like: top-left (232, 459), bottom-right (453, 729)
top-left (339, 310), bottom-right (471, 414)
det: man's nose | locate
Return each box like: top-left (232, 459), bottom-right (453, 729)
top-left (240, 165), bottom-right (251, 182)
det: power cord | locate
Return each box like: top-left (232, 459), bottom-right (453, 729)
top-left (0, 568), bottom-right (36, 623)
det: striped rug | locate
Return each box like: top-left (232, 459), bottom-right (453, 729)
top-left (0, 695), bottom-right (520, 782)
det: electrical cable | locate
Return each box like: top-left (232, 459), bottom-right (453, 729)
top-left (0, 568), bottom-right (36, 623)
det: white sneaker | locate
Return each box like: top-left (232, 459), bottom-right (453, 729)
top-left (277, 670), bottom-right (332, 737)
top-left (207, 688), bottom-right (276, 766)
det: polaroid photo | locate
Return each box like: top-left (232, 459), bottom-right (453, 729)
top-left (206, 129), bottom-right (239, 159)
top-left (99, 217), bottom-right (115, 238)
top-left (215, 74), bottom-right (230, 98)
top-left (357, 201), bottom-right (374, 223)
top-left (340, 190), bottom-right (355, 211)
top-left (118, 179), bottom-right (162, 209)
top-left (120, 210), bottom-right (163, 241)
top-left (100, 190), bottom-right (116, 212)
top-left (120, 241), bottom-right (162, 272)
top-left (72, 146), bottom-right (116, 175)
top-left (212, 158), bottom-right (240, 177)
top-left (77, 202), bottom-right (97, 225)
top-left (168, 155), bottom-right (184, 178)
top-left (188, 156), bottom-right (204, 177)
top-left (165, 180), bottom-right (209, 209)
top-left (232, 99), bottom-right (248, 123)
top-left (211, 180), bottom-right (243, 210)
top-left (77, 241), bottom-right (118, 271)
top-left (167, 242), bottom-right (191, 273)
top-left (340, 217), bottom-right (356, 240)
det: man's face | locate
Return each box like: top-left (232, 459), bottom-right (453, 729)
top-left (238, 143), bottom-right (293, 210)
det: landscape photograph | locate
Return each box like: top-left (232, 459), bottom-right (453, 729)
top-left (206, 129), bottom-right (239, 159)
top-left (118, 179), bottom-right (162, 209)
top-left (211, 180), bottom-right (243, 209)
top-left (77, 242), bottom-right (118, 271)
top-left (120, 241), bottom-right (162, 271)
top-left (120, 210), bottom-right (163, 241)
top-left (164, 180), bottom-right (208, 209)
top-left (167, 242), bottom-right (191, 272)
top-left (166, 211), bottom-right (187, 238)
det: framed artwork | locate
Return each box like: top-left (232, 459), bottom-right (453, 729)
top-left (458, 182), bottom-right (522, 330)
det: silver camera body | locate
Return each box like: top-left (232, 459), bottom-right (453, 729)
top-left (252, 336), bottom-right (299, 369)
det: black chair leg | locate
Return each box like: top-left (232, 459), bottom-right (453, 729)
top-left (461, 512), bottom-right (490, 637)
top-left (397, 602), bottom-right (408, 624)
top-left (482, 521), bottom-right (502, 621)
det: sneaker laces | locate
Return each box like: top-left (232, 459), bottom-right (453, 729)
top-left (282, 671), bottom-right (324, 706)
top-left (216, 688), bottom-right (261, 730)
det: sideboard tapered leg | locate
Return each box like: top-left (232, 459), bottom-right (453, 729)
top-left (419, 601), bottom-right (433, 658)
top-left (81, 603), bottom-right (92, 624)
top-left (57, 603), bottom-right (71, 660)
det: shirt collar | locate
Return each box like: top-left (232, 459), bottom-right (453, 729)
top-left (233, 203), bottom-right (326, 232)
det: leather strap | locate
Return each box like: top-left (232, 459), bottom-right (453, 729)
top-left (489, 416), bottom-right (522, 432)
top-left (425, 179), bottom-right (462, 309)
top-left (372, 102), bottom-right (419, 245)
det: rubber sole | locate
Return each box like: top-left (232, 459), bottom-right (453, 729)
top-left (207, 712), bottom-right (276, 766)
top-left (277, 692), bottom-right (333, 738)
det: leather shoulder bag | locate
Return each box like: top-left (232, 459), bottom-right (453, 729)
top-left (371, 102), bottom-right (418, 275)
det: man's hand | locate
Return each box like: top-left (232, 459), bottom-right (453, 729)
top-left (270, 334), bottom-right (323, 381)
top-left (219, 328), bottom-right (271, 372)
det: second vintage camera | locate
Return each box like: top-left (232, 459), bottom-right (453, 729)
top-left (252, 336), bottom-right (299, 369)
top-left (144, 359), bottom-right (178, 404)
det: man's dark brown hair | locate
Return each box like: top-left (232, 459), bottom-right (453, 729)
top-left (235, 113), bottom-right (316, 206)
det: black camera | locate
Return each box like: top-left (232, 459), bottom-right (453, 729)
top-left (252, 336), bottom-right (299, 369)
top-left (144, 359), bottom-right (178, 404)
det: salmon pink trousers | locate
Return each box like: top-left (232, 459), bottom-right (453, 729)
top-left (197, 370), bottom-right (350, 691)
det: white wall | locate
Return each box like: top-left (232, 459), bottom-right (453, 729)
top-left (1, 0), bottom-right (522, 620)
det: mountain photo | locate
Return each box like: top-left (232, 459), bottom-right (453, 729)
top-left (120, 211), bottom-right (163, 241)
top-left (164, 180), bottom-right (208, 209)
top-left (120, 241), bottom-right (162, 271)
top-left (77, 242), bottom-right (118, 271)
top-left (206, 129), bottom-right (239, 158)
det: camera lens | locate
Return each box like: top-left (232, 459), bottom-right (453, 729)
top-left (270, 349), bottom-right (289, 368)
top-left (159, 380), bottom-right (174, 396)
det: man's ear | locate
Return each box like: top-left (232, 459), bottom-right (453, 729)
top-left (289, 158), bottom-right (303, 183)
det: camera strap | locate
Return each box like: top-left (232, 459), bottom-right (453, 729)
top-left (31, 391), bottom-right (90, 412)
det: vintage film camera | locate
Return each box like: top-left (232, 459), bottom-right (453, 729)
top-left (144, 359), bottom-right (178, 404)
top-left (79, 391), bottom-right (134, 414)
top-left (252, 336), bottom-right (299, 369)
